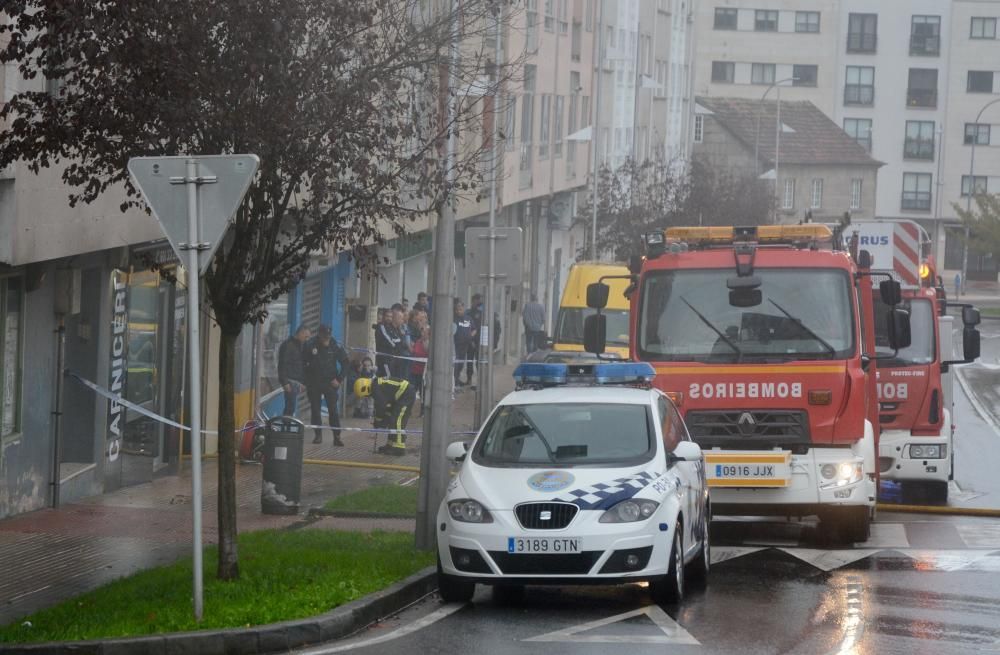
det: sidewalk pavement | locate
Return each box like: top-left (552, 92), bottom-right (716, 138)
top-left (0, 363), bottom-right (516, 627)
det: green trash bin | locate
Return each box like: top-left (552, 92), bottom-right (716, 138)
top-left (261, 416), bottom-right (305, 515)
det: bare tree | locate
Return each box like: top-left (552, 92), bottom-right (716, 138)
top-left (1, 0), bottom-right (514, 580)
top-left (954, 193), bottom-right (1000, 264)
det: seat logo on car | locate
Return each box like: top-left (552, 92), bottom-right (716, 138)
top-left (527, 471), bottom-right (576, 492)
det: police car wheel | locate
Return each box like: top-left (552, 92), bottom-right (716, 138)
top-left (688, 512), bottom-right (710, 587)
top-left (651, 523), bottom-right (684, 604)
top-left (492, 584), bottom-right (525, 605)
top-left (437, 558), bottom-right (475, 603)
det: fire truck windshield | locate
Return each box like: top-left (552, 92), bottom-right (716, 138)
top-left (637, 268), bottom-right (855, 362)
top-left (874, 296), bottom-right (934, 366)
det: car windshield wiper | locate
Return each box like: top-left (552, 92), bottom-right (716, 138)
top-left (767, 299), bottom-right (836, 356)
top-left (506, 410), bottom-right (557, 463)
top-left (680, 296), bottom-right (743, 361)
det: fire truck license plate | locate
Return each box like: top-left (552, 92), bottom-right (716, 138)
top-left (704, 452), bottom-right (792, 487)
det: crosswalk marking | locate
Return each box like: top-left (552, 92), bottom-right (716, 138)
top-left (955, 523), bottom-right (1000, 548)
top-left (865, 522), bottom-right (910, 548)
top-left (715, 522), bottom-right (1000, 551)
top-left (778, 548), bottom-right (882, 572)
top-left (712, 547), bottom-right (1000, 572)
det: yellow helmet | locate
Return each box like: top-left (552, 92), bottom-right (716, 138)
top-left (354, 377), bottom-right (372, 398)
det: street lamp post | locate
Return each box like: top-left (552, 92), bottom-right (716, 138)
top-left (754, 77), bottom-right (797, 177)
top-left (961, 97), bottom-right (1000, 296)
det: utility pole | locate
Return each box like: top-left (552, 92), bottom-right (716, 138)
top-left (590, 0), bottom-right (605, 260)
top-left (417, 0), bottom-right (460, 551)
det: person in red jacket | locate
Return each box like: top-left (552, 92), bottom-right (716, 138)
top-left (410, 325), bottom-right (430, 416)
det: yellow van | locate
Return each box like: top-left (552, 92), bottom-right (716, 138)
top-left (552, 262), bottom-right (631, 358)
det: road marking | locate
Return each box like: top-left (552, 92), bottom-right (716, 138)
top-left (865, 522), bottom-right (909, 548)
top-left (297, 601), bottom-right (466, 654)
top-left (711, 546), bottom-right (766, 564)
top-left (779, 548), bottom-right (881, 572)
top-left (955, 366), bottom-right (1000, 437)
top-left (523, 604), bottom-right (700, 645)
top-left (904, 549), bottom-right (1000, 572)
top-left (956, 523), bottom-right (1000, 548)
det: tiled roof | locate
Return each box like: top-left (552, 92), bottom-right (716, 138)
top-left (696, 96), bottom-right (883, 168)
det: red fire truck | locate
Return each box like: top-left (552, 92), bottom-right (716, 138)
top-left (583, 224), bottom-right (912, 542)
top-left (850, 220), bottom-right (981, 502)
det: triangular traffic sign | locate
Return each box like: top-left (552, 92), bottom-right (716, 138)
top-left (127, 154), bottom-right (259, 275)
top-left (523, 604), bottom-right (700, 645)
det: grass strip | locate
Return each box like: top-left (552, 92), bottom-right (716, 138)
top-left (323, 484), bottom-right (419, 517)
top-left (0, 529), bottom-right (432, 644)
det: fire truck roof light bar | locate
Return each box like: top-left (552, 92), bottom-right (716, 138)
top-left (665, 225), bottom-right (833, 246)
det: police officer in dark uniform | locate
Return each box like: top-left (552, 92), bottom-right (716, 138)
top-left (453, 300), bottom-right (476, 387)
top-left (353, 376), bottom-right (416, 456)
top-left (375, 307), bottom-right (403, 377)
top-left (303, 324), bottom-right (351, 445)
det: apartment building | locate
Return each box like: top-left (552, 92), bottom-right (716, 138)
top-left (693, 0), bottom-right (1000, 278)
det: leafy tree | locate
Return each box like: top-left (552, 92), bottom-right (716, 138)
top-left (679, 158), bottom-right (774, 228)
top-left (1, 0), bottom-right (507, 580)
top-left (954, 193), bottom-right (1000, 261)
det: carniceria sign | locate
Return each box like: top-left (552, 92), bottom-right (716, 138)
top-left (106, 269), bottom-right (129, 464)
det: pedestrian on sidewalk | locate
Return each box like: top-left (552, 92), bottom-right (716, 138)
top-left (304, 324), bottom-right (351, 446)
top-left (390, 307), bottom-right (411, 377)
top-left (354, 376), bottom-right (416, 456)
top-left (453, 299), bottom-right (476, 387)
top-left (375, 307), bottom-right (402, 377)
top-left (410, 324), bottom-right (430, 415)
top-left (277, 324), bottom-right (310, 417)
top-left (468, 293), bottom-right (484, 380)
top-left (955, 272), bottom-right (962, 298)
top-left (522, 293), bottom-right (546, 354)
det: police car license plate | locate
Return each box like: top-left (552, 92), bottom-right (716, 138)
top-left (704, 451), bottom-right (792, 488)
top-left (508, 537), bottom-right (581, 554)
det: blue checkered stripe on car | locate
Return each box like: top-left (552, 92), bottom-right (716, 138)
top-left (553, 471), bottom-right (660, 510)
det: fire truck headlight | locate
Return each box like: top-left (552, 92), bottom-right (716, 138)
top-left (819, 461), bottom-right (863, 489)
top-left (909, 444), bottom-right (944, 459)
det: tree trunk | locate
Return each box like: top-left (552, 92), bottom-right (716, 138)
top-left (216, 327), bottom-right (240, 581)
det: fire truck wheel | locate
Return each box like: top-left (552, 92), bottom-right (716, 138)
top-left (828, 506), bottom-right (871, 545)
top-left (651, 523), bottom-right (685, 605)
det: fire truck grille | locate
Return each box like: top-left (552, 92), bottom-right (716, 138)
top-left (515, 503), bottom-right (579, 530)
top-left (685, 410), bottom-right (810, 450)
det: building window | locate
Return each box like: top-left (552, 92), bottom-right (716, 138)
top-left (795, 11), bottom-right (820, 33)
top-left (965, 123), bottom-right (991, 145)
top-left (543, 0), bottom-right (554, 31)
top-left (714, 7), bottom-right (738, 30)
top-left (843, 118), bottom-right (873, 152)
top-left (571, 20), bottom-right (582, 61)
top-left (810, 179), bottom-right (823, 209)
top-left (904, 121), bottom-right (935, 159)
top-left (585, 0), bottom-right (593, 31)
top-left (793, 65), bottom-right (818, 87)
top-left (783, 179), bottom-right (795, 210)
top-left (850, 179), bottom-right (863, 210)
top-left (902, 173), bottom-right (932, 211)
top-left (520, 66), bottom-right (535, 171)
top-left (557, 0), bottom-right (568, 34)
top-left (539, 94), bottom-right (551, 158)
top-left (961, 175), bottom-right (989, 196)
top-left (910, 16), bottom-right (941, 56)
top-left (845, 66), bottom-right (875, 105)
top-left (755, 10), bottom-right (778, 32)
top-left (0, 277), bottom-right (23, 438)
top-left (711, 61), bottom-right (735, 83)
top-left (553, 95), bottom-right (564, 157)
top-left (526, 1), bottom-right (539, 52)
top-left (504, 96), bottom-right (516, 151)
top-left (971, 17), bottom-right (997, 39)
top-left (751, 63), bottom-right (776, 85)
top-left (968, 70), bottom-right (995, 93)
top-left (907, 68), bottom-right (938, 107)
top-left (694, 115), bottom-right (704, 143)
top-left (847, 13), bottom-right (877, 52)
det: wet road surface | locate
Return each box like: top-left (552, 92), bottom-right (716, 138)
top-left (299, 513), bottom-right (1000, 655)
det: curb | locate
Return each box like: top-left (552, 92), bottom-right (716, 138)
top-left (877, 503), bottom-right (1000, 518)
top-left (2, 566), bottom-right (438, 655)
top-left (307, 508), bottom-right (417, 521)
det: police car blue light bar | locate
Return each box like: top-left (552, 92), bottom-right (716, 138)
top-left (513, 362), bottom-right (656, 386)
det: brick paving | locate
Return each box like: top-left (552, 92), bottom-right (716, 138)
top-left (0, 365), bottom-right (515, 626)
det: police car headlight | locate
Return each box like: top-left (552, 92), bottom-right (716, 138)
top-left (819, 461), bottom-right (863, 489)
top-left (909, 444), bottom-right (944, 459)
top-left (447, 499), bottom-right (493, 523)
top-left (599, 499), bottom-right (660, 523)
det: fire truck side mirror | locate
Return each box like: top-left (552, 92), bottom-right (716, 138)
top-left (962, 306), bottom-right (981, 327)
top-left (963, 327), bottom-right (981, 362)
top-left (586, 282), bottom-right (610, 309)
top-left (583, 314), bottom-right (607, 355)
top-left (887, 308), bottom-right (912, 350)
top-left (879, 279), bottom-right (902, 306)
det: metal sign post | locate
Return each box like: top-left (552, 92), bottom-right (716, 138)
top-left (128, 154), bottom-right (259, 621)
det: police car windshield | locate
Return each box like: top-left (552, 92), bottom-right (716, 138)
top-left (638, 268), bottom-right (855, 362)
top-left (555, 308), bottom-right (630, 346)
top-left (474, 403), bottom-right (654, 467)
top-left (874, 296), bottom-right (934, 366)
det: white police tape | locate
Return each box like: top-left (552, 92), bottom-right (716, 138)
top-left (69, 371), bottom-right (477, 437)
top-left (349, 346), bottom-right (485, 365)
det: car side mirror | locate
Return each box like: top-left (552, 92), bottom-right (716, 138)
top-left (583, 314), bottom-right (607, 354)
top-left (586, 282), bottom-right (610, 309)
top-left (963, 306), bottom-right (981, 327)
top-left (963, 327), bottom-right (981, 362)
top-left (887, 307), bottom-right (911, 350)
top-left (879, 279), bottom-right (902, 306)
top-left (671, 441), bottom-right (703, 462)
top-left (445, 441), bottom-right (469, 462)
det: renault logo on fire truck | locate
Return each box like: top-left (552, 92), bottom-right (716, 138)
top-left (737, 412), bottom-right (757, 435)
top-left (688, 382), bottom-right (803, 400)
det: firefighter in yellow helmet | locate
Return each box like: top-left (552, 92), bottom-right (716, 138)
top-left (354, 375), bottom-right (416, 456)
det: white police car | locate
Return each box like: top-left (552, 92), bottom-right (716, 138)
top-left (437, 362), bottom-right (710, 603)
